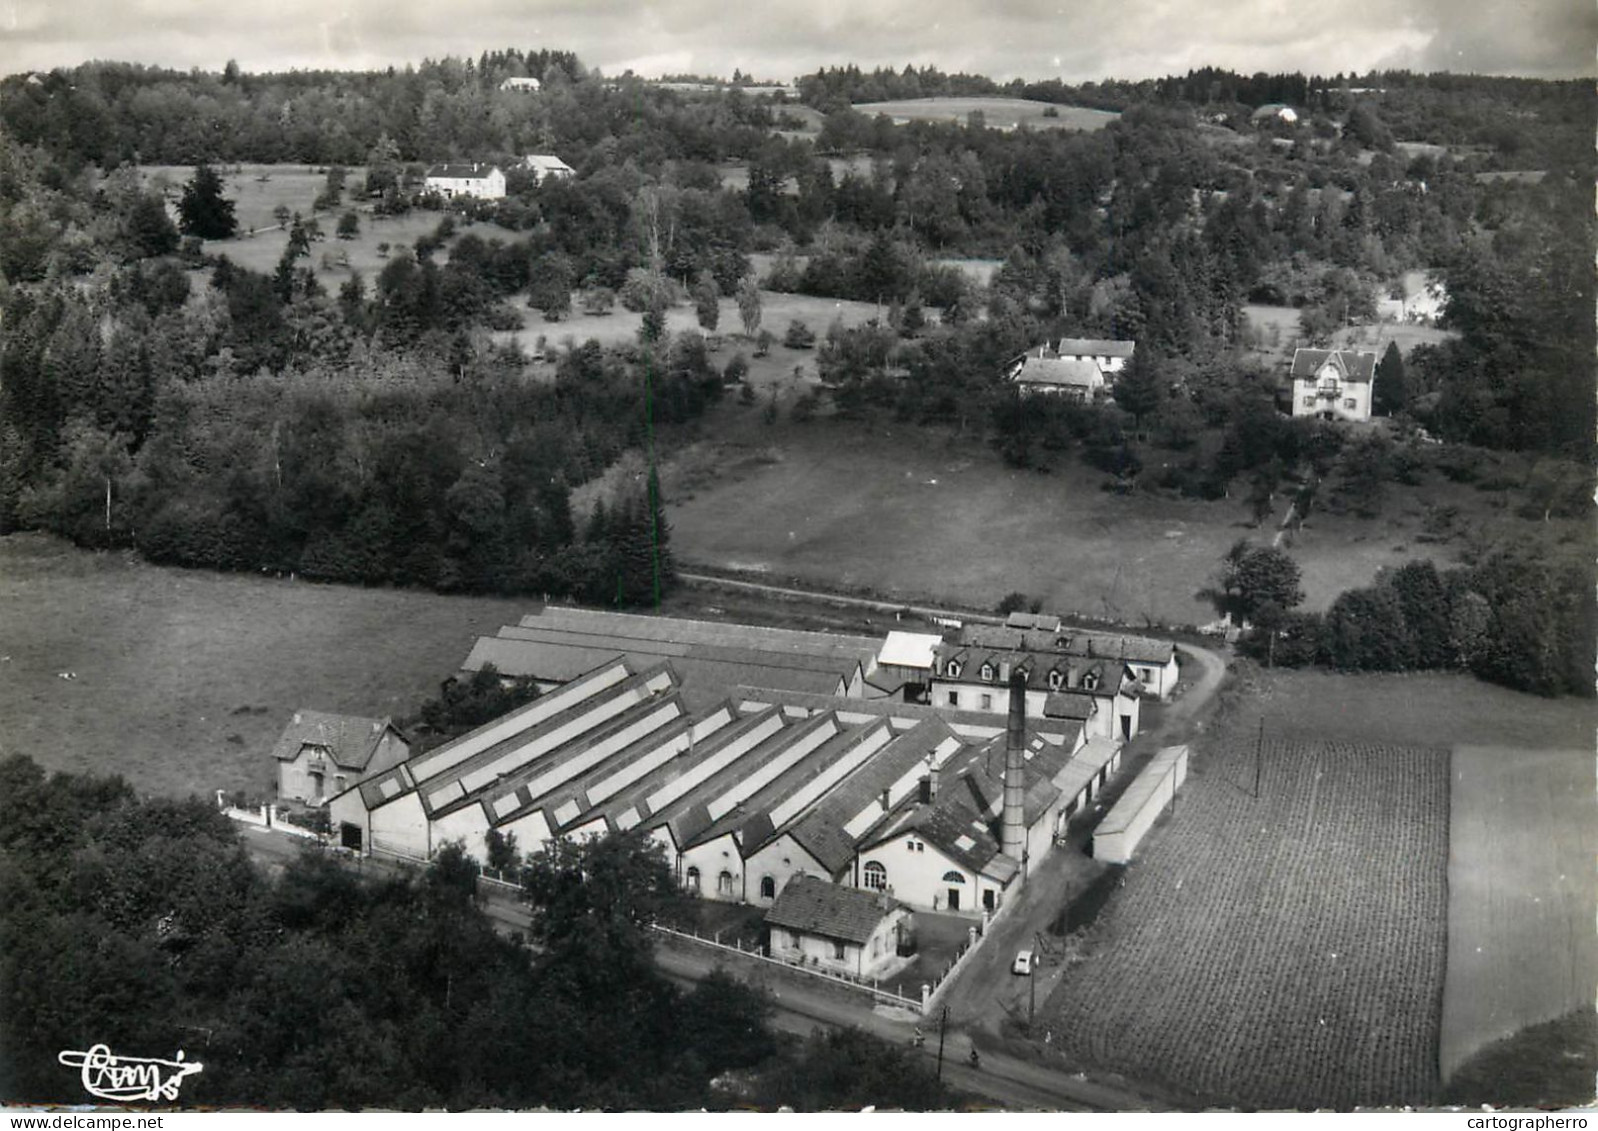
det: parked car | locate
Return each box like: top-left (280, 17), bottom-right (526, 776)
top-left (1012, 949), bottom-right (1037, 975)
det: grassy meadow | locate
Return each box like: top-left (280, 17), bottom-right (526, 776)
top-left (657, 412), bottom-right (1558, 627)
top-left (852, 97), bottom-right (1119, 132)
top-left (0, 533), bottom-right (532, 801)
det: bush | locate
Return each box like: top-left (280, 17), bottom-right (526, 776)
top-left (783, 320), bottom-right (816, 349)
top-left (996, 591), bottom-right (1030, 616)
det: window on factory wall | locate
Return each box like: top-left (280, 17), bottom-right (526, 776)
top-left (980, 693), bottom-right (993, 710)
top-left (685, 866), bottom-right (701, 892)
top-left (863, 861), bottom-right (887, 890)
top-left (947, 691), bottom-right (959, 707)
top-left (760, 875), bottom-right (775, 899)
top-left (942, 871), bottom-right (966, 884)
top-left (717, 870), bottom-right (734, 896)
top-left (789, 930), bottom-right (802, 949)
top-left (833, 940), bottom-right (846, 961)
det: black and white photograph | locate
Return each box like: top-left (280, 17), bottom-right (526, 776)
top-left (0, 0), bottom-right (1593, 1115)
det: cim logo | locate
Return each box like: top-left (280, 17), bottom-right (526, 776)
top-left (57, 1044), bottom-right (203, 1103)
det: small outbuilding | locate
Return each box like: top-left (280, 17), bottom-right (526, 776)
top-left (765, 874), bottom-right (911, 979)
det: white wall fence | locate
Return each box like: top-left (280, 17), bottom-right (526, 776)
top-left (651, 924), bottom-right (925, 1013)
top-left (220, 802), bottom-right (323, 840)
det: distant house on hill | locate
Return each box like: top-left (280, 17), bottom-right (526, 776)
top-left (1004, 338), bottom-right (1136, 400)
top-left (1251, 103), bottom-right (1299, 125)
top-left (499, 76), bottom-right (541, 93)
top-left (1050, 337), bottom-right (1136, 376)
top-left (520, 154), bottom-right (576, 184)
top-left (1289, 348), bottom-right (1377, 422)
top-left (1004, 349), bottom-right (1103, 401)
top-left (273, 711), bottom-right (409, 806)
top-left (423, 163), bottom-right (506, 200)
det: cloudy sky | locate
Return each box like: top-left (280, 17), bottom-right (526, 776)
top-left (3, 0), bottom-right (1593, 81)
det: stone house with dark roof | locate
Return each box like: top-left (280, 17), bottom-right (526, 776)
top-left (765, 874), bottom-right (911, 979)
top-left (273, 711), bottom-right (409, 806)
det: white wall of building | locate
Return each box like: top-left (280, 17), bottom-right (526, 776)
top-left (369, 791), bottom-right (431, 859)
top-left (742, 833), bottom-right (832, 905)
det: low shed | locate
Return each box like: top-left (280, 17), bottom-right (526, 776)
top-left (1092, 744), bottom-right (1188, 864)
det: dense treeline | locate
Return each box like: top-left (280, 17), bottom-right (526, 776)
top-left (1236, 554), bottom-right (1593, 698)
top-left (0, 53), bottom-right (1591, 616)
top-left (0, 756), bottom-right (958, 1109)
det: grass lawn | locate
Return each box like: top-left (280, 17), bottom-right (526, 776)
top-left (498, 291), bottom-right (884, 378)
top-left (1242, 303), bottom-right (1458, 365)
top-left (852, 97), bottom-right (1119, 132)
top-left (0, 533), bottom-right (532, 801)
top-left (1441, 745), bottom-right (1597, 1083)
top-left (659, 417), bottom-right (1512, 627)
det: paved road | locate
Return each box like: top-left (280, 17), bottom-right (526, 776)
top-left (653, 934), bottom-right (1174, 1111)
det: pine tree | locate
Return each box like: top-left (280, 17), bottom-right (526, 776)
top-left (177, 165), bottom-right (238, 240)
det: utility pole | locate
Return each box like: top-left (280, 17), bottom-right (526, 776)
top-left (935, 1006), bottom-right (949, 1080)
top-left (1028, 961), bottom-right (1036, 1026)
top-left (1254, 716), bottom-right (1264, 800)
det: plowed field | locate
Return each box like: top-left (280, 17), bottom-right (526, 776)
top-left (1042, 734), bottom-right (1450, 1109)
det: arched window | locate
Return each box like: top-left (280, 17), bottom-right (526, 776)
top-left (862, 861), bottom-right (887, 890)
top-left (1047, 669), bottom-right (1064, 690)
top-left (717, 870), bottom-right (735, 896)
top-left (980, 663), bottom-right (994, 682)
top-left (941, 871), bottom-right (966, 884)
top-left (760, 875), bottom-right (776, 900)
top-left (946, 660), bottom-right (962, 679)
top-left (685, 866), bottom-right (701, 892)
top-left (1083, 671), bottom-right (1100, 691)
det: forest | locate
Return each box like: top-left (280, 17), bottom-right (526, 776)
top-left (0, 754), bottom-right (960, 1110)
top-left (0, 51), bottom-right (1591, 675)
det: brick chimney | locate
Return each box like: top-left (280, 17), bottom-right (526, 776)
top-left (1001, 670), bottom-right (1027, 875)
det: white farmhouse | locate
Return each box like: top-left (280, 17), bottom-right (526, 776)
top-left (422, 163), bottom-right (506, 201)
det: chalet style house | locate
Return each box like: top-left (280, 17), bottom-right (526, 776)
top-left (1289, 348), bottom-right (1378, 422)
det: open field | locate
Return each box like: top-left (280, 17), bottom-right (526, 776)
top-left (500, 290), bottom-right (884, 359)
top-left (1216, 665), bottom-right (1598, 753)
top-left (662, 420), bottom-right (1496, 626)
top-left (0, 534), bottom-right (530, 800)
top-left (852, 97), bottom-right (1119, 132)
top-left (1441, 745), bottom-right (1597, 1081)
top-left (1242, 303), bottom-right (1458, 362)
top-left (142, 164), bottom-right (356, 235)
top-left (1042, 733), bottom-right (1451, 1108)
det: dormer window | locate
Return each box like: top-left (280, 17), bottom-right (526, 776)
top-left (1047, 669), bottom-right (1064, 690)
top-left (980, 663), bottom-right (995, 682)
top-left (946, 660), bottom-right (962, 679)
top-left (1083, 671), bottom-right (1100, 691)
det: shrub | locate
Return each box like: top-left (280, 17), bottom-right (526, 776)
top-left (783, 320), bottom-right (816, 349)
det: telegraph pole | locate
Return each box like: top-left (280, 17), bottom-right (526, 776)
top-left (1254, 716), bottom-right (1265, 800)
top-left (935, 1006), bottom-right (949, 1080)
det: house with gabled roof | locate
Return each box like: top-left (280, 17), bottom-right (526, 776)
top-left (423, 163), bottom-right (506, 200)
top-left (273, 710), bottom-right (409, 806)
top-left (1290, 348), bottom-right (1377, 422)
top-left (520, 154), bottom-right (575, 183)
top-left (765, 875), bottom-right (911, 979)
